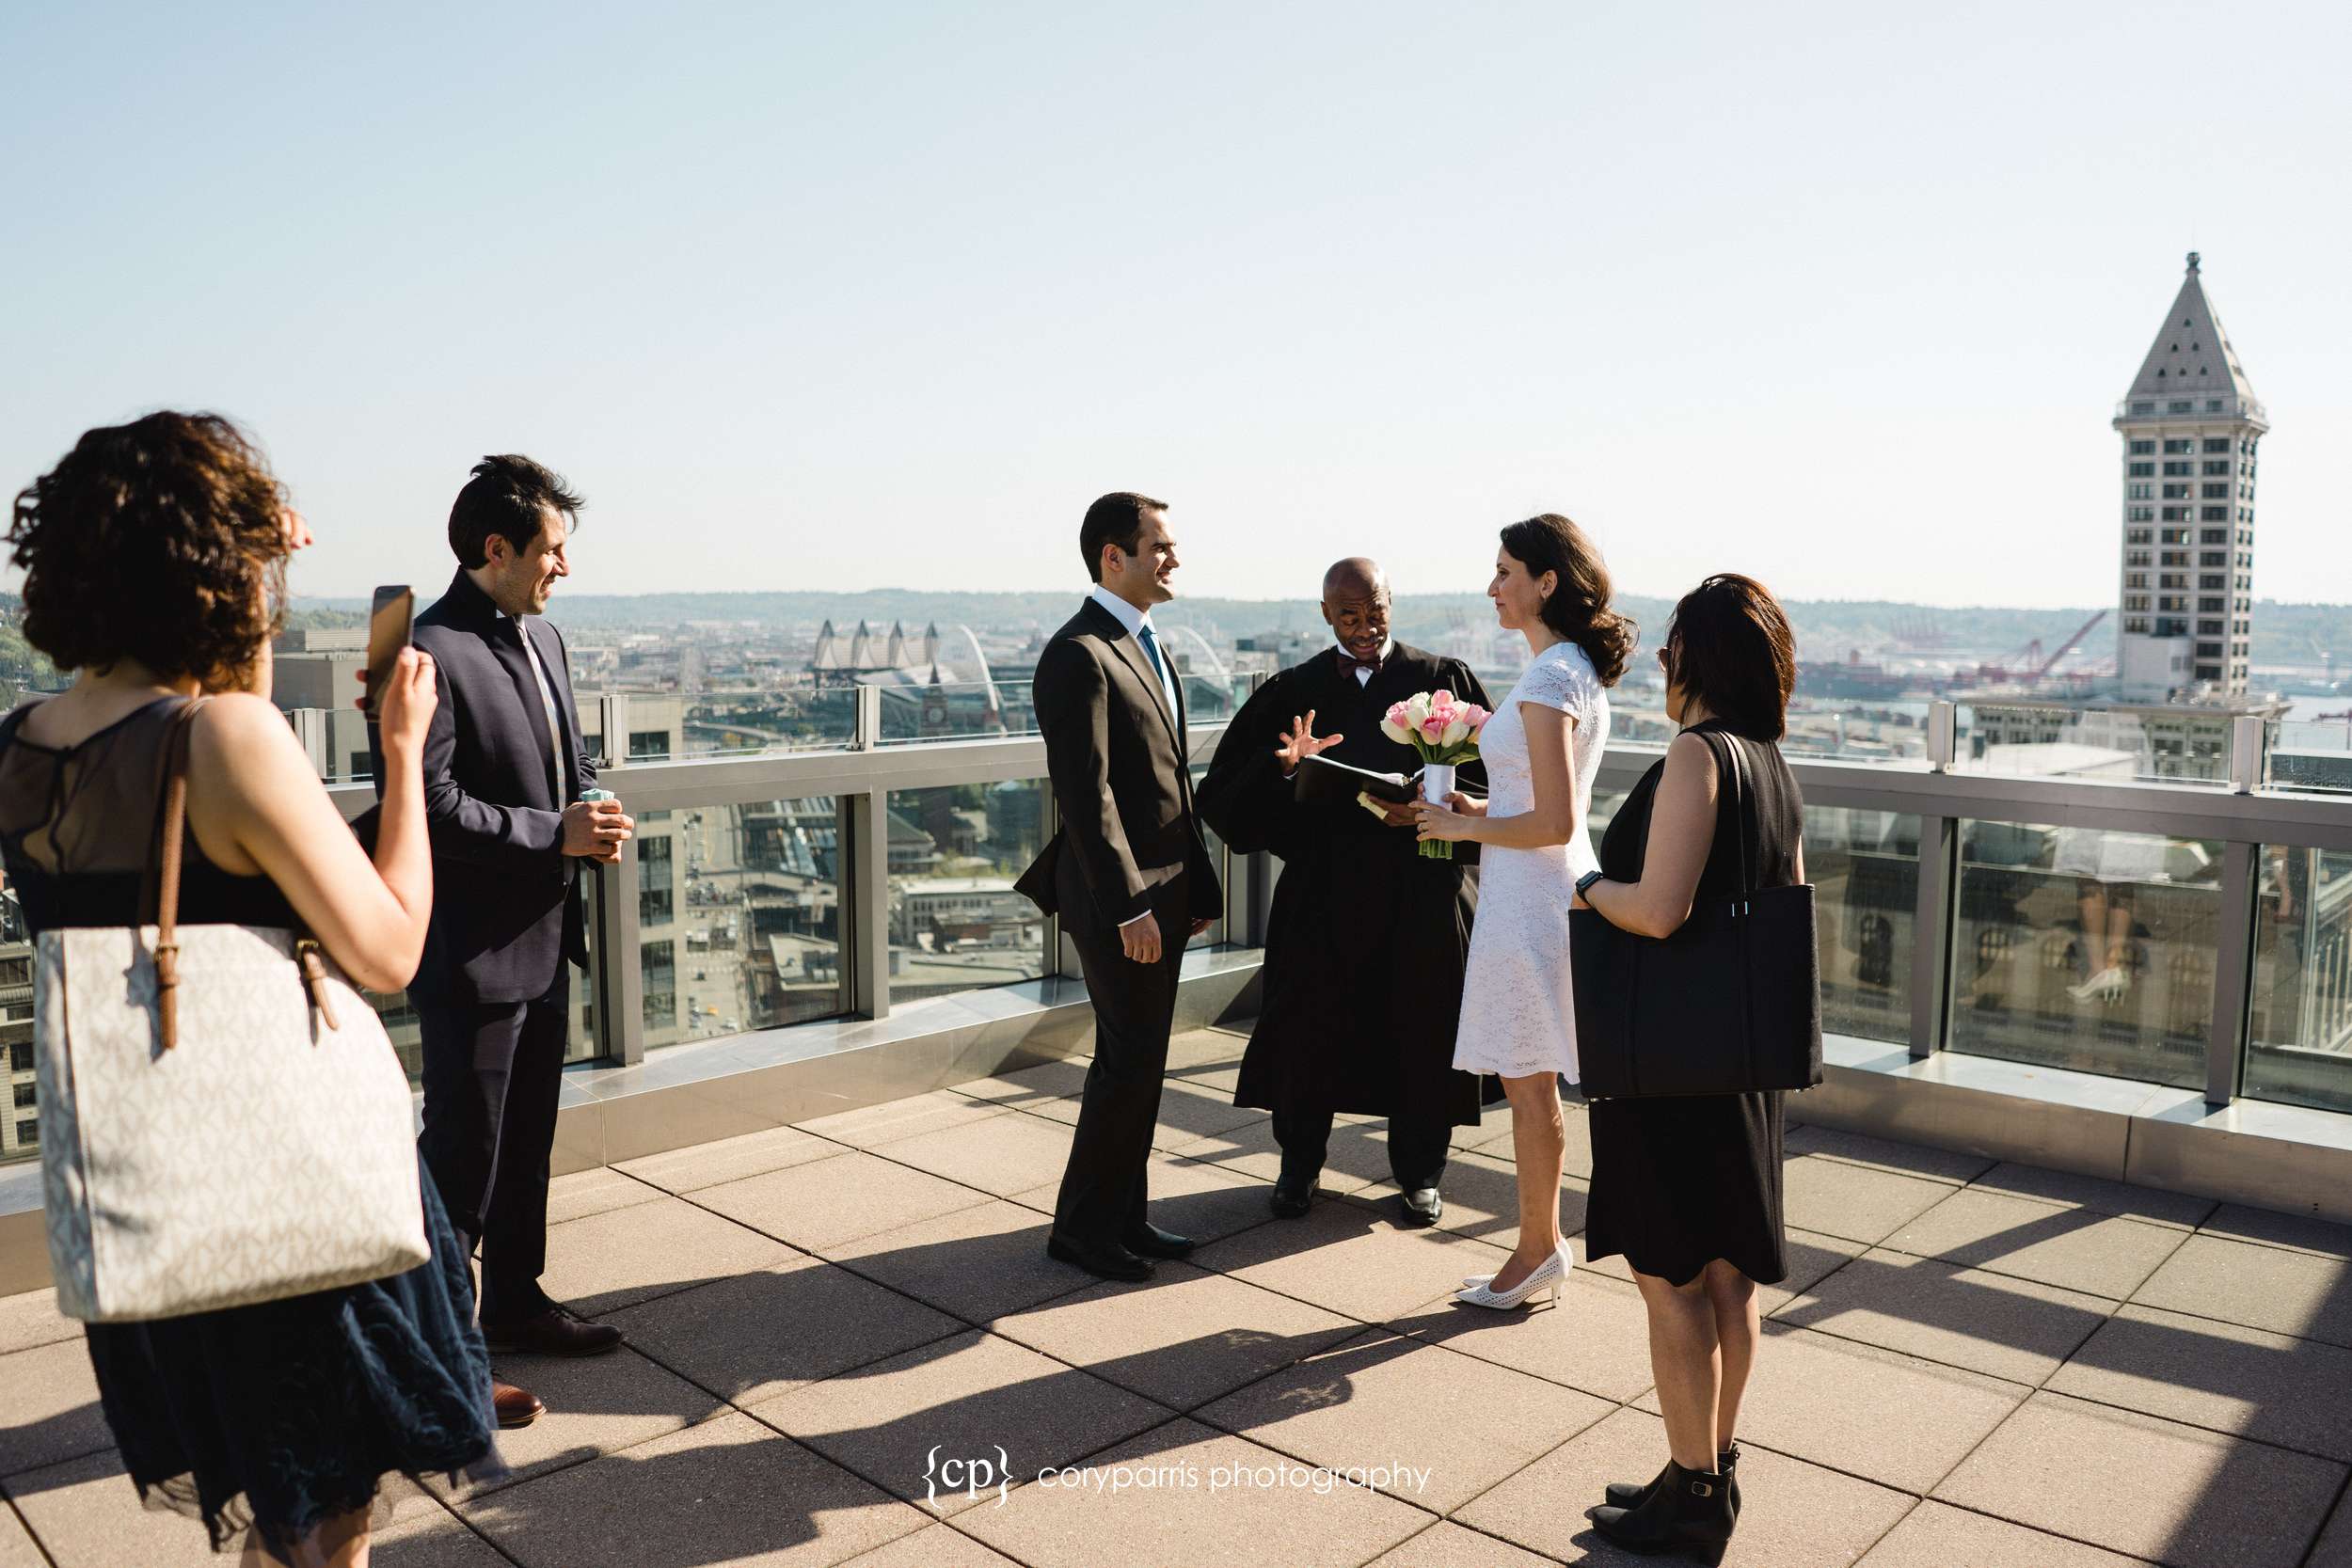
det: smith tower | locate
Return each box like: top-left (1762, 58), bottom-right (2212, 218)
top-left (2112, 252), bottom-right (2266, 700)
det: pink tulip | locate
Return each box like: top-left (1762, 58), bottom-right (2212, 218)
top-left (1429, 689), bottom-right (1458, 714)
top-left (1420, 715), bottom-right (1448, 742)
top-left (1385, 701), bottom-right (1412, 727)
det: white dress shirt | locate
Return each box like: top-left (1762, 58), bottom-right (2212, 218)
top-left (1089, 584), bottom-right (1180, 719)
top-left (1088, 584), bottom-right (1179, 929)
top-left (505, 611), bottom-right (568, 801)
top-left (1334, 636), bottom-right (1395, 687)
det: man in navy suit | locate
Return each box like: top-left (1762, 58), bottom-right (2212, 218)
top-left (405, 456), bottom-right (634, 1423)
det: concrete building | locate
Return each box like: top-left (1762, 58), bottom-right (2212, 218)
top-left (2113, 253), bottom-right (2266, 700)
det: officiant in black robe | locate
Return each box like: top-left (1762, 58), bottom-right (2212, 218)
top-left (1196, 559), bottom-right (1492, 1227)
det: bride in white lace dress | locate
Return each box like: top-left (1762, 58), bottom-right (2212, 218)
top-left (1414, 515), bottom-right (1632, 1307)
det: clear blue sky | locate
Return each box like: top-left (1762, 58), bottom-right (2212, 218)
top-left (3, 1), bottom-right (2344, 610)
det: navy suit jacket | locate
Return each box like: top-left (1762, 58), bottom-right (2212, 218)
top-left (390, 568), bottom-right (596, 1006)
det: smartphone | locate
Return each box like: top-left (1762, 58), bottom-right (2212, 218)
top-left (364, 585), bottom-right (415, 713)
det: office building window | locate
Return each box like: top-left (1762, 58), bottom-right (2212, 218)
top-left (2128, 439), bottom-right (2154, 455)
top-left (2126, 507), bottom-right (2153, 523)
top-left (2128, 483), bottom-right (2152, 500)
top-left (2162, 438), bottom-right (2192, 454)
top-left (2201, 483), bottom-right (2228, 499)
top-left (628, 730), bottom-right (671, 762)
top-left (2123, 573), bottom-right (2147, 590)
top-left (2202, 437), bottom-right (2231, 453)
top-left (10, 1085), bottom-right (32, 1110)
top-left (2201, 460), bottom-right (2229, 476)
top-left (2128, 462), bottom-right (2154, 478)
top-left (13, 1119), bottom-right (33, 1147)
top-left (7, 1042), bottom-right (27, 1072)
top-left (2125, 527), bottom-right (2152, 544)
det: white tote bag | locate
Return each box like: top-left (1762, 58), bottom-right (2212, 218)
top-left (37, 700), bottom-right (428, 1323)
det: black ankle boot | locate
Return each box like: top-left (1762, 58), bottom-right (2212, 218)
top-left (1584, 1458), bottom-right (1736, 1564)
top-left (1602, 1441), bottom-right (1740, 1513)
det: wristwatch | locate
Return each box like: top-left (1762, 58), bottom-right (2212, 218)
top-left (1575, 870), bottom-right (1605, 901)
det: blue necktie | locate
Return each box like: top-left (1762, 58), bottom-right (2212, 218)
top-left (1136, 621), bottom-right (1166, 682)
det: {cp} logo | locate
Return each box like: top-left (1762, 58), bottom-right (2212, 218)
top-left (924, 1445), bottom-right (1011, 1510)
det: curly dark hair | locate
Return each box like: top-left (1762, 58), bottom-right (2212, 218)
top-left (9, 412), bottom-right (292, 689)
top-left (1497, 514), bottom-right (1636, 686)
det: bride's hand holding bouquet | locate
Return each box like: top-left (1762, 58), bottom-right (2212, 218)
top-left (1383, 689), bottom-right (1488, 859)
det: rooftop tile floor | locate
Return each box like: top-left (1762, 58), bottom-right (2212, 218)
top-left (5, 1022), bottom-right (2351, 1566)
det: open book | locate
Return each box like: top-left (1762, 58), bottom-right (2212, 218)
top-left (1294, 752), bottom-right (1420, 806)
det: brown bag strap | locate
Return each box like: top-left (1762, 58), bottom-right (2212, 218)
top-left (150, 698), bottom-right (210, 1051)
top-left (147, 696), bottom-right (340, 1050)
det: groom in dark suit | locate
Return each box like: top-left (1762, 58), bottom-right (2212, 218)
top-left (1016, 492), bottom-right (1223, 1281)
top-left (403, 455), bottom-right (635, 1425)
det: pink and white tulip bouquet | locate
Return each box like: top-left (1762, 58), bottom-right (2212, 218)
top-left (1379, 689), bottom-right (1491, 859)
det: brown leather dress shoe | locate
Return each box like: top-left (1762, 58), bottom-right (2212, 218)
top-left (483, 1307), bottom-right (626, 1357)
top-left (492, 1379), bottom-right (545, 1429)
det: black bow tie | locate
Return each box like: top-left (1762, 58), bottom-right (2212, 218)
top-left (1338, 649), bottom-right (1384, 677)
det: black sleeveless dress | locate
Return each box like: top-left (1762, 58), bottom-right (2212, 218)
top-left (1581, 720), bottom-right (1801, 1286)
top-left (0, 697), bottom-right (502, 1558)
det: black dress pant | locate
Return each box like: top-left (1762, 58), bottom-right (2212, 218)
top-left (416, 968), bottom-right (571, 1325)
top-left (1054, 867), bottom-right (1191, 1249)
top-left (1271, 1103), bottom-right (1452, 1192)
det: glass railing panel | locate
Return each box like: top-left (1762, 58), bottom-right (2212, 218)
top-left (886, 778), bottom-right (1051, 1001)
top-left (875, 680), bottom-right (1039, 744)
top-left (2244, 847), bottom-right (2352, 1113)
top-left (1950, 704), bottom-right (2238, 786)
top-left (583, 689), bottom-right (863, 763)
top-left (643, 796), bottom-right (849, 1047)
top-left (2266, 715), bottom-right (2352, 793)
top-left (1947, 819), bottom-right (2224, 1087)
top-left (1808, 808), bottom-right (1920, 1045)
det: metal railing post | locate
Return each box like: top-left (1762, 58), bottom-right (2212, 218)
top-left (2230, 714), bottom-right (2266, 795)
top-left (848, 685), bottom-right (891, 1020)
top-left (598, 693), bottom-right (630, 768)
top-left (2205, 840), bottom-right (2259, 1107)
top-left (1910, 701), bottom-right (1959, 1060)
top-left (289, 708), bottom-right (327, 779)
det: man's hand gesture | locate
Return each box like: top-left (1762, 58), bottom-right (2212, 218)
top-left (1275, 710), bottom-right (1344, 774)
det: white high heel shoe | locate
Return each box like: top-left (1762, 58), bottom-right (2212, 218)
top-left (1454, 1243), bottom-right (1572, 1308)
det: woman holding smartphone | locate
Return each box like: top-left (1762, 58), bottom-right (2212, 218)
top-left (2, 413), bottom-right (501, 1567)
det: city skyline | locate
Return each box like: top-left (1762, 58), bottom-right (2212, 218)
top-left (3, 4), bottom-right (2347, 610)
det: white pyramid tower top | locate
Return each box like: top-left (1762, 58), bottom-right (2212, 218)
top-left (2121, 253), bottom-right (2264, 423)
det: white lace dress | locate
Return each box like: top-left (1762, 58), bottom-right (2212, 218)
top-left (1451, 641), bottom-right (1610, 1080)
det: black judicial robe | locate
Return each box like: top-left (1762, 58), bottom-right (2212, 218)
top-left (1197, 642), bottom-right (1494, 1125)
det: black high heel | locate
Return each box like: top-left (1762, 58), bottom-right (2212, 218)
top-left (1584, 1457), bottom-right (1736, 1564)
top-left (1603, 1440), bottom-right (1740, 1513)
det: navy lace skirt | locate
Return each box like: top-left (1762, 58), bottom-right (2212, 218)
top-left (82, 1153), bottom-right (504, 1558)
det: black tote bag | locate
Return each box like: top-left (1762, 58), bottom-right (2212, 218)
top-left (1569, 732), bottom-right (1822, 1099)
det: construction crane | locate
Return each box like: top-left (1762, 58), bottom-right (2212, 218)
top-left (1959, 610), bottom-right (2109, 691)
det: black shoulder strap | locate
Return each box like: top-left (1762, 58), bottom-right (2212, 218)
top-left (1698, 726), bottom-right (1758, 900)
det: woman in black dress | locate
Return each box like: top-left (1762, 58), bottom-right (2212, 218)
top-left (1574, 575), bottom-right (1804, 1565)
top-left (2, 414), bottom-right (501, 1564)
